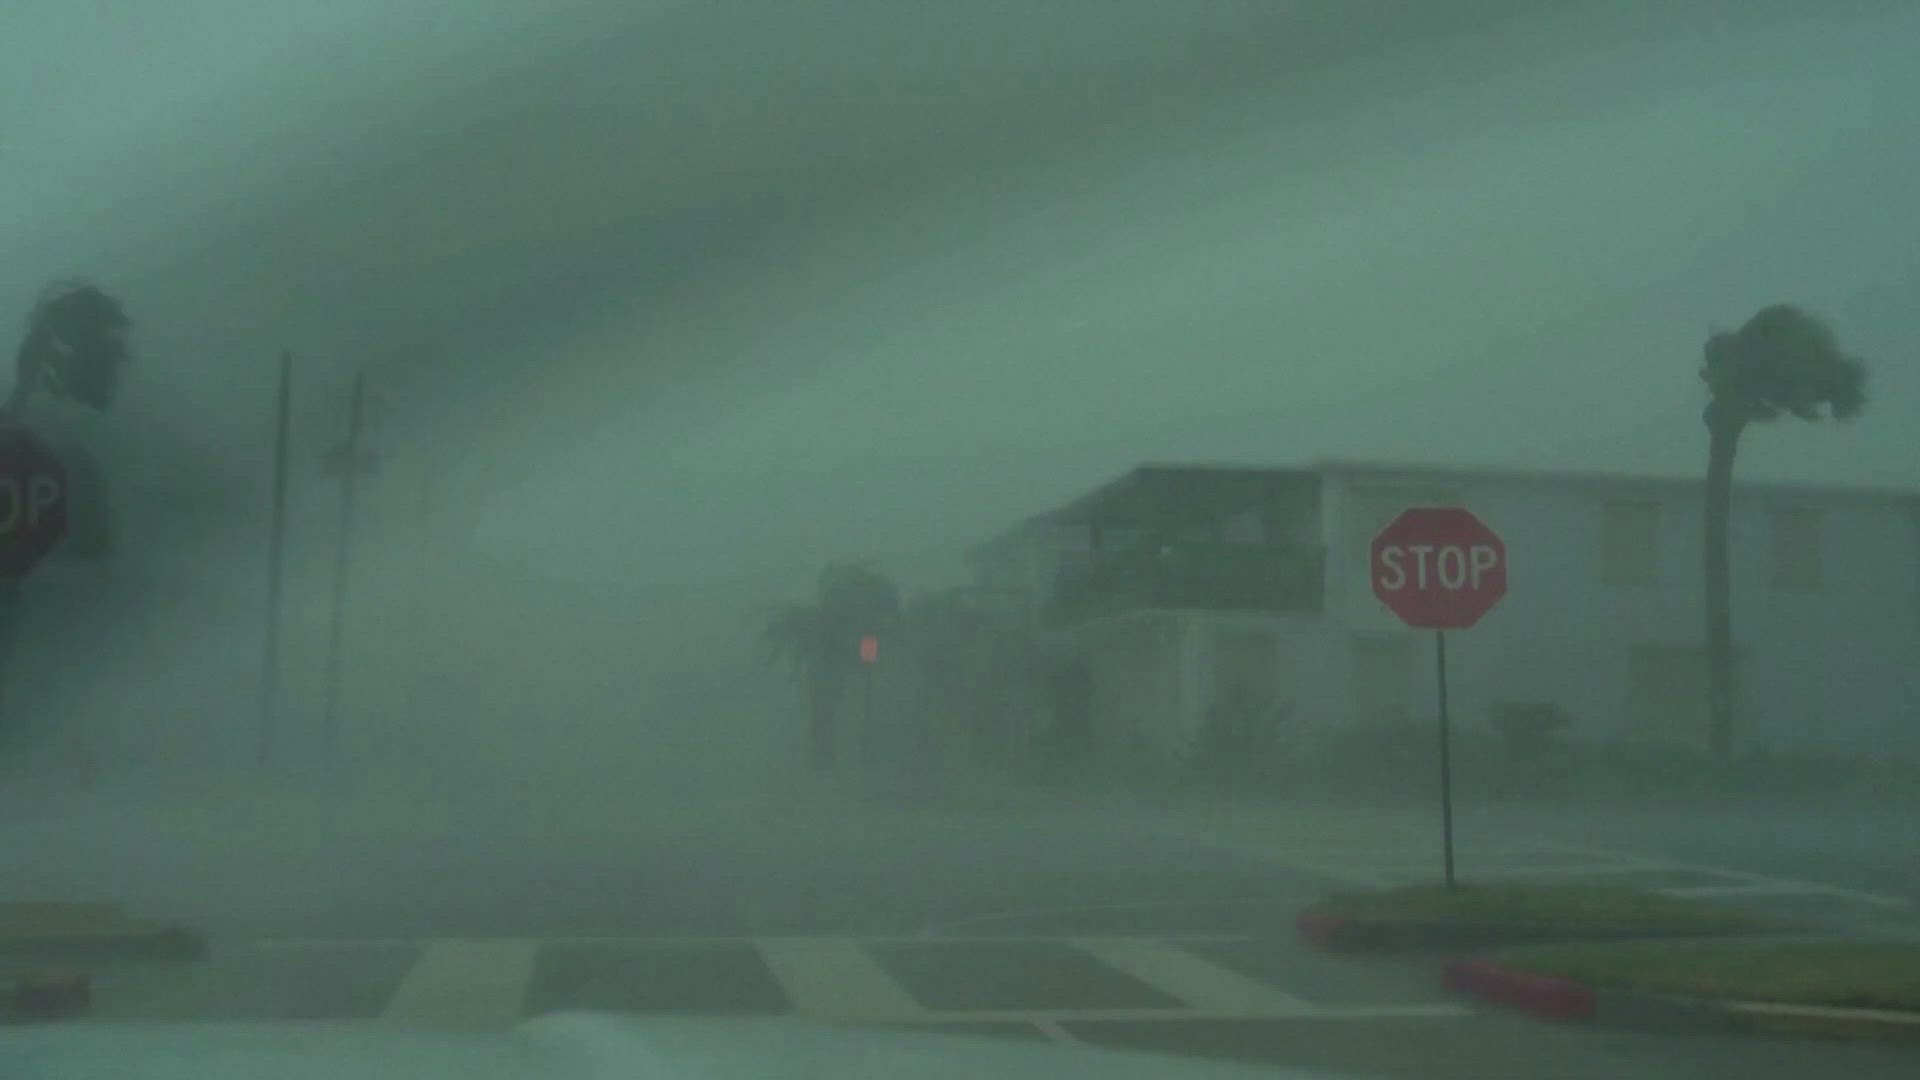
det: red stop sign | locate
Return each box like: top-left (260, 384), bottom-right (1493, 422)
top-left (1370, 507), bottom-right (1507, 629)
top-left (0, 426), bottom-right (69, 578)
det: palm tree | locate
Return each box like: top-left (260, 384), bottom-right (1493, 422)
top-left (7, 281), bottom-right (133, 417)
top-left (760, 562), bottom-right (900, 770)
top-left (4, 282), bottom-right (131, 563)
top-left (1699, 303), bottom-right (1866, 755)
top-left (760, 602), bottom-right (826, 689)
top-left (0, 281), bottom-right (132, 759)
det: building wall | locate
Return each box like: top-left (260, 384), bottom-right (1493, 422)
top-left (973, 467), bottom-right (1918, 762)
top-left (1062, 609), bottom-right (1343, 760)
top-left (1321, 470), bottom-right (1920, 756)
top-left (1073, 612), bottom-right (1182, 758)
top-left (968, 523), bottom-right (1071, 611)
top-left (1184, 611), bottom-right (1343, 736)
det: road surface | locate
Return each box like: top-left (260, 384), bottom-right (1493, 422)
top-left (7, 780), bottom-right (1919, 1078)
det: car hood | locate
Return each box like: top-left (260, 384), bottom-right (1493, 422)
top-left (2, 1012), bottom-right (1341, 1080)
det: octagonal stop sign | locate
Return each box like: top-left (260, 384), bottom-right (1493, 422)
top-left (1370, 506), bottom-right (1507, 629)
top-left (0, 426), bottom-right (69, 579)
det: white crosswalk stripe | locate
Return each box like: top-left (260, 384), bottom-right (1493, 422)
top-left (756, 938), bottom-right (928, 1021)
top-left (381, 939), bottom-right (540, 1026)
top-left (1073, 938), bottom-right (1321, 1017)
top-left (336, 935), bottom-right (1469, 1026)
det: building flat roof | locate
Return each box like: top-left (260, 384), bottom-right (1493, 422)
top-left (968, 459), bottom-right (1920, 560)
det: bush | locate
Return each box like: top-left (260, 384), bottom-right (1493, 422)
top-left (1186, 695), bottom-right (1291, 784)
top-left (1488, 701), bottom-right (1572, 751)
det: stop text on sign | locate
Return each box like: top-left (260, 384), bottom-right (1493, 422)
top-left (1369, 506), bottom-right (1508, 630)
top-left (0, 475), bottom-right (63, 533)
top-left (1376, 543), bottom-right (1500, 592)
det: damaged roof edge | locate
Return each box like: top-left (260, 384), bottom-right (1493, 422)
top-left (1310, 457), bottom-right (1920, 504)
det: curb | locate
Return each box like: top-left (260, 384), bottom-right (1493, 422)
top-left (1442, 958), bottom-right (1595, 1022)
top-left (0, 914), bottom-right (206, 957)
top-left (1295, 911), bottom-right (1351, 952)
top-left (1443, 958), bottom-right (1920, 1045)
top-left (3, 971), bottom-right (91, 1021)
top-left (1294, 909), bottom-right (1753, 955)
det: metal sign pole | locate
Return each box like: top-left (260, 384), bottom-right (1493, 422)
top-left (1372, 507), bottom-right (1505, 892)
top-left (320, 371), bottom-right (366, 769)
top-left (1436, 629), bottom-right (1456, 889)
top-left (258, 351), bottom-right (292, 771)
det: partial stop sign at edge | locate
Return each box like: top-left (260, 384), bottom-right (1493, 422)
top-left (1370, 506), bottom-right (1508, 630)
top-left (0, 425), bottom-right (68, 579)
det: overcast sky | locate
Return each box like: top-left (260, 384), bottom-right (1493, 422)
top-left (5, 0), bottom-right (1914, 593)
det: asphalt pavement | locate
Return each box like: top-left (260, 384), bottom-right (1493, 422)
top-left (7, 774), bottom-right (1920, 1078)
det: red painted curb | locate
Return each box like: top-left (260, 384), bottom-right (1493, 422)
top-left (1444, 958), bottom-right (1595, 1022)
top-left (9, 970), bottom-right (92, 1018)
top-left (1296, 910), bottom-right (1351, 950)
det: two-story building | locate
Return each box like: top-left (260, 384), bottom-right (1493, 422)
top-left (967, 460), bottom-right (1920, 761)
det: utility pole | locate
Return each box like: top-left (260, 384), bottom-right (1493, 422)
top-left (409, 448), bottom-right (438, 726)
top-left (320, 371), bottom-right (368, 768)
top-left (258, 351), bottom-right (292, 770)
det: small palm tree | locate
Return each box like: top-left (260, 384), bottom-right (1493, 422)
top-left (1699, 303), bottom-right (1867, 755)
top-left (761, 562), bottom-right (901, 770)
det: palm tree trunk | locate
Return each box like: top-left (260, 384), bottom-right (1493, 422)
top-left (0, 347), bottom-right (33, 764)
top-left (1704, 412), bottom-right (1742, 756)
top-left (807, 665), bottom-right (843, 771)
top-left (5, 326), bottom-right (45, 418)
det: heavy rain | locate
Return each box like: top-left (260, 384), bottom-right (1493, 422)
top-left (2, 3), bottom-right (1917, 1077)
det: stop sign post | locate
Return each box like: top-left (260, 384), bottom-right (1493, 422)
top-left (1371, 507), bottom-right (1509, 887)
top-left (0, 426), bottom-right (69, 580)
top-left (857, 634), bottom-right (881, 769)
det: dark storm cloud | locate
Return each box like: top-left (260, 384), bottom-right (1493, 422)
top-left (3, 0), bottom-right (1914, 588)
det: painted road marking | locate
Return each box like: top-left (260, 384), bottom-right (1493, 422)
top-left (251, 936), bottom-right (1469, 1025)
top-left (1729, 999), bottom-right (1920, 1023)
top-left (758, 938), bottom-right (927, 1021)
top-left (1666, 883), bottom-right (1844, 899)
top-left (258, 932), bottom-right (1256, 949)
top-left (1074, 939), bottom-right (1319, 1016)
top-left (1545, 843), bottom-right (1911, 908)
top-left (920, 901), bottom-right (1298, 936)
top-left (1032, 1019), bottom-right (1082, 1045)
top-left (381, 939), bottom-right (538, 1026)
top-left (848, 1004), bottom-right (1470, 1022)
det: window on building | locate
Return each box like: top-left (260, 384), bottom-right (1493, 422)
top-left (1600, 500), bottom-right (1661, 585)
top-left (1771, 506), bottom-right (1823, 589)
